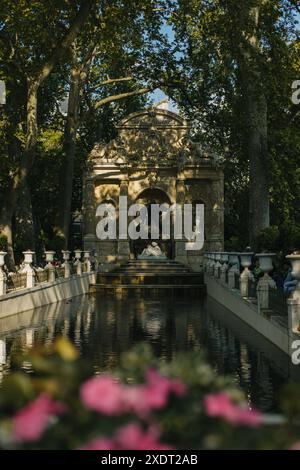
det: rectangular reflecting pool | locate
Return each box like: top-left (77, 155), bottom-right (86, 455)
top-left (0, 294), bottom-right (299, 412)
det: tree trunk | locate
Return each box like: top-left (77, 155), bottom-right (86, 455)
top-left (239, 4), bottom-right (270, 247)
top-left (56, 67), bottom-right (81, 247)
top-left (14, 180), bottom-right (36, 255)
top-left (0, 189), bottom-right (16, 271)
top-left (247, 85), bottom-right (269, 246)
top-left (11, 80), bottom-right (39, 253)
top-left (0, 77), bottom-right (22, 270)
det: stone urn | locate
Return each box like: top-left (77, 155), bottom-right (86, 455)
top-left (74, 249), bottom-right (83, 275)
top-left (214, 252), bottom-right (222, 278)
top-left (239, 252), bottom-right (254, 269)
top-left (256, 253), bottom-right (276, 277)
top-left (238, 252), bottom-right (254, 298)
top-left (22, 250), bottom-right (35, 288)
top-left (23, 250), bottom-right (35, 272)
top-left (62, 250), bottom-right (71, 278)
top-left (62, 250), bottom-right (71, 261)
top-left (228, 253), bottom-right (240, 271)
top-left (44, 251), bottom-right (56, 282)
top-left (227, 253), bottom-right (240, 289)
top-left (74, 249), bottom-right (82, 261)
top-left (220, 253), bottom-right (229, 283)
top-left (83, 251), bottom-right (91, 273)
top-left (45, 251), bottom-right (55, 263)
top-left (286, 254), bottom-right (300, 282)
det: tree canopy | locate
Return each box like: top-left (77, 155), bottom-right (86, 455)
top-left (0, 0), bottom-right (299, 266)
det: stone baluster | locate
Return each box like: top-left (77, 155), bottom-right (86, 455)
top-left (62, 251), bottom-right (71, 278)
top-left (214, 253), bottom-right (222, 278)
top-left (209, 253), bottom-right (215, 276)
top-left (44, 251), bottom-right (56, 282)
top-left (74, 249), bottom-right (82, 275)
top-left (286, 254), bottom-right (300, 335)
top-left (84, 251), bottom-right (91, 273)
top-left (227, 253), bottom-right (240, 289)
top-left (22, 250), bottom-right (35, 288)
top-left (256, 254), bottom-right (276, 312)
top-left (220, 252), bottom-right (229, 284)
top-left (239, 252), bottom-right (254, 298)
top-left (0, 251), bottom-right (7, 295)
top-left (0, 339), bottom-right (6, 365)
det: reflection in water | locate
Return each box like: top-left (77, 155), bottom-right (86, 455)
top-left (0, 294), bottom-right (299, 412)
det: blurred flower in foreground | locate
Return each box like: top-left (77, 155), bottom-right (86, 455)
top-left (204, 393), bottom-right (262, 427)
top-left (80, 369), bottom-right (187, 416)
top-left (13, 394), bottom-right (66, 442)
top-left (82, 423), bottom-right (173, 451)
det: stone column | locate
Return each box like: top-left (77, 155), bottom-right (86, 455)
top-left (0, 252), bottom-right (7, 296)
top-left (228, 253), bottom-right (240, 289)
top-left (220, 252), bottom-right (229, 284)
top-left (208, 253), bottom-right (215, 276)
top-left (214, 253), bottom-right (222, 278)
top-left (74, 249), bottom-right (82, 275)
top-left (22, 250), bottom-right (35, 288)
top-left (45, 251), bottom-right (56, 282)
top-left (175, 178), bottom-right (188, 264)
top-left (256, 254), bottom-right (276, 312)
top-left (286, 254), bottom-right (300, 335)
top-left (239, 252), bottom-right (254, 298)
top-left (84, 251), bottom-right (91, 272)
top-left (118, 179), bottom-right (130, 261)
top-left (62, 251), bottom-right (71, 278)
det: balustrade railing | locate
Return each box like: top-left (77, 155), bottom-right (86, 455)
top-left (35, 270), bottom-right (48, 284)
top-left (234, 272), bottom-right (240, 290)
top-left (6, 272), bottom-right (27, 292)
top-left (269, 287), bottom-right (288, 318)
top-left (0, 249), bottom-right (93, 296)
top-left (204, 251), bottom-right (300, 336)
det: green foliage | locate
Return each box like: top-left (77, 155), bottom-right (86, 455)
top-left (165, 0), bottom-right (300, 245)
top-left (256, 225), bottom-right (300, 254)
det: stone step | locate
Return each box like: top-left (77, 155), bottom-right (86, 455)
top-left (97, 273), bottom-right (203, 286)
top-left (90, 284), bottom-right (206, 298)
top-left (115, 267), bottom-right (191, 273)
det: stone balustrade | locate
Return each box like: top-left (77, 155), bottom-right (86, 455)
top-left (0, 249), bottom-right (91, 296)
top-left (204, 251), bottom-right (300, 338)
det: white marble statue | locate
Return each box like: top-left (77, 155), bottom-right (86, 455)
top-left (138, 242), bottom-right (167, 260)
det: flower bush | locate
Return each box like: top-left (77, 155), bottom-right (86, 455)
top-left (0, 338), bottom-right (300, 450)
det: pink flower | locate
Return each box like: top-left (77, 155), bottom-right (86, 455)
top-left (115, 423), bottom-right (174, 450)
top-left (122, 386), bottom-right (148, 416)
top-left (142, 369), bottom-right (187, 410)
top-left (13, 394), bottom-right (66, 442)
top-left (290, 442), bottom-right (300, 450)
top-left (80, 376), bottom-right (124, 415)
top-left (204, 392), bottom-right (262, 427)
top-left (81, 437), bottom-right (116, 450)
top-left (80, 371), bottom-right (186, 417)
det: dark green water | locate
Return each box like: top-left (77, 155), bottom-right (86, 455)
top-left (0, 294), bottom-right (298, 412)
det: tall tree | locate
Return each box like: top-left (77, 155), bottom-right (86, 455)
top-left (0, 0), bottom-right (95, 266)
